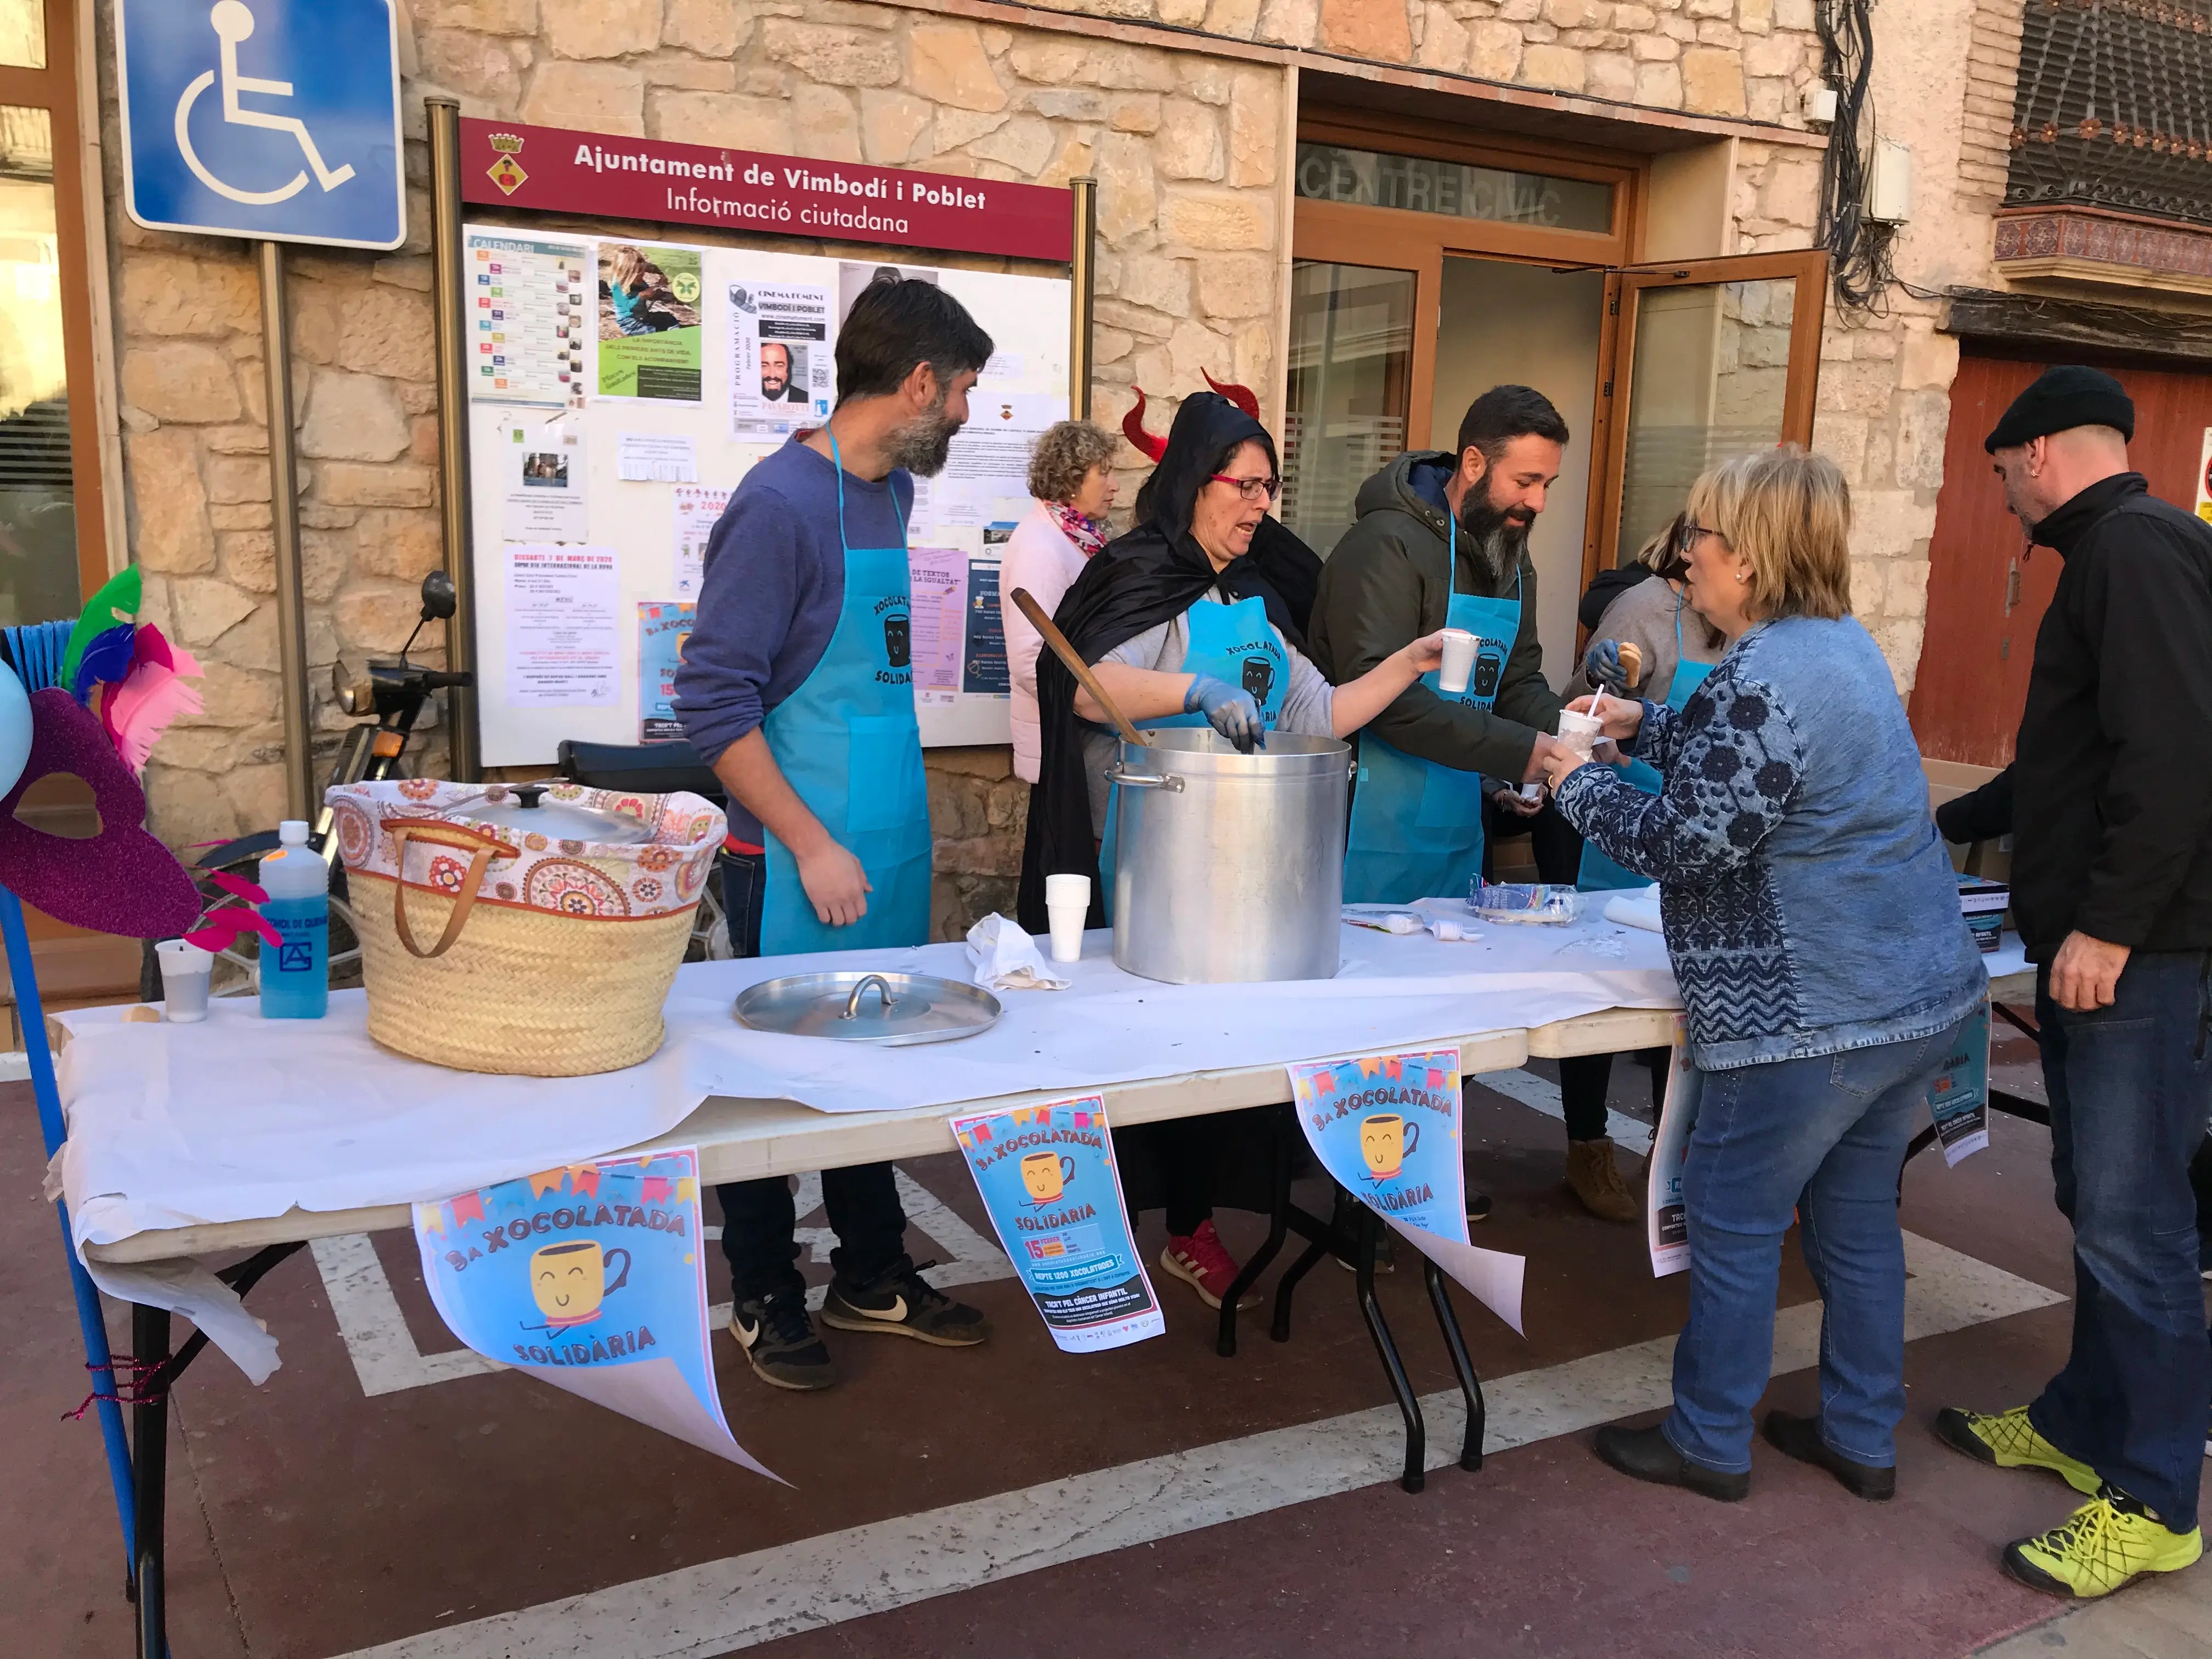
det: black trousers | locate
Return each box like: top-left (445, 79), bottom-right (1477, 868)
top-left (712, 852), bottom-right (910, 1304)
top-left (1482, 795), bottom-right (1666, 1139)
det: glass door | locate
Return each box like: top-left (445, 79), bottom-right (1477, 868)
top-left (1280, 259), bottom-right (1419, 557)
top-left (1585, 251), bottom-right (1829, 583)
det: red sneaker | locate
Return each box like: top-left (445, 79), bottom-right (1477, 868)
top-left (1161, 1220), bottom-right (1262, 1310)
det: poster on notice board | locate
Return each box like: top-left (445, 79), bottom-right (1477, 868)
top-left (596, 241), bottom-right (703, 402)
top-left (638, 602), bottom-right (694, 743)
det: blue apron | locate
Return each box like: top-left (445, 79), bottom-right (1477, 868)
top-left (1342, 514), bottom-right (1521, 905)
top-left (758, 435), bottom-right (932, 955)
top-left (1098, 593), bottom-right (1289, 915)
top-left (1577, 602), bottom-right (1715, 890)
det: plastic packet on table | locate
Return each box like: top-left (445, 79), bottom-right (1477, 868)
top-left (1469, 882), bottom-right (1582, 925)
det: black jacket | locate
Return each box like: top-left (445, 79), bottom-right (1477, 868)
top-left (1308, 452), bottom-right (1561, 780)
top-left (1938, 473), bottom-right (2212, 959)
top-left (1014, 393), bottom-right (1322, 934)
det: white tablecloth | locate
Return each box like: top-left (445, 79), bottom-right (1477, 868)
top-left (56, 913), bottom-right (1680, 1254)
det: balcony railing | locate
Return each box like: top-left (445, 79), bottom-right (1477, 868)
top-left (2006, 0), bottom-right (2212, 227)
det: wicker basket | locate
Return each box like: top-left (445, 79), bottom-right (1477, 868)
top-left (327, 781), bottom-right (725, 1077)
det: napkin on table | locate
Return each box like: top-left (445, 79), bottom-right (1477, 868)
top-left (1601, 884), bottom-right (1663, 933)
top-left (965, 913), bottom-right (1071, 991)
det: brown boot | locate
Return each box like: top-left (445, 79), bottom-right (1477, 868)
top-left (1565, 1137), bottom-right (1639, 1224)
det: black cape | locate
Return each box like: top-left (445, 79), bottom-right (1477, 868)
top-left (1014, 393), bottom-right (1322, 933)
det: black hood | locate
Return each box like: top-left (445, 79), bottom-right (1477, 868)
top-left (1016, 393), bottom-right (1322, 932)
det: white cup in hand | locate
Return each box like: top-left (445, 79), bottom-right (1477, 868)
top-left (1044, 873), bottom-right (1091, 964)
top-left (1555, 708), bottom-right (1602, 761)
top-left (1437, 629), bottom-right (1477, 694)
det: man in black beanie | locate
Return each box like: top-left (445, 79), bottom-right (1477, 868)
top-left (1932, 365), bottom-right (2212, 1599)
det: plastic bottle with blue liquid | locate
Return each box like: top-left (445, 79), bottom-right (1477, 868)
top-left (258, 820), bottom-right (329, 1019)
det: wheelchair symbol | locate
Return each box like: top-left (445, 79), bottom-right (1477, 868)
top-left (174, 1), bottom-right (356, 207)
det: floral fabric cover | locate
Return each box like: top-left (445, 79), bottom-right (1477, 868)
top-left (327, 780), bottom-right (726, 922)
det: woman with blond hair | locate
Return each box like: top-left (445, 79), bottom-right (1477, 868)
top-left (1542, 445), bottom-right (1984, 1506)
top-left (1002, 419), bottom-right (1121, 783)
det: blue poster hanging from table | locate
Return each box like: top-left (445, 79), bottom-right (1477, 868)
top-left (951, 1094), bottom-right (1163, 1352)
top-left (1287, 1051), bottom-right (1525, 1334)
top-left (1646, 1017), bottom-right (1699, 1277)
top-left (1928, 997), bottom-right (1991, 1165)
top-left (414, 1147), bottom-right (778, 1479)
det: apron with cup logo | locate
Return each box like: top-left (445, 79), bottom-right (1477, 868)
top-left (1577, 602), bottom-right (1716, 890)
top-left (1342, 514), bottom-right (1522, 905)
top-left (1097, 593), bottom-right (1290, 917)
top-left (758, 434), bottom-right (932, 955)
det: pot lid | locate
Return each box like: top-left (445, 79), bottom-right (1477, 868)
top-left (458, 783), bottom-right (659, 846)
top-left (733, 971), bottom-right (1003, 1045)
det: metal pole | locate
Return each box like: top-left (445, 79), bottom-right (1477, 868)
top-left (257, 241), bottom-right (313, 822)
top-left (1067, 177), bottom-right (1096, 420)
top-left (427, 97), bottom-right (481, 781)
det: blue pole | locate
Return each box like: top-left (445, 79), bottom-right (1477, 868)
top-left (0, 887), bottom-right (137, 1569)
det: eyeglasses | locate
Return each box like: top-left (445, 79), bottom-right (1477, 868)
top-left (1209, 473), bottom-right (1282, 504)
top-left (1677, 520), bottom-right (1723, 553)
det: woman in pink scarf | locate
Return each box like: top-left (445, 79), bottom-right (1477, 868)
top-left (1003, 420), bottom-right (1120, 783)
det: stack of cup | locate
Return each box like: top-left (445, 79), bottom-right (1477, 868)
top-left (1555, 708), bottom-right (1603, 761)
top-left (156, 939), bottom-right (214, 1023)
top-left (1044, 873), bottom-right (1091, 964)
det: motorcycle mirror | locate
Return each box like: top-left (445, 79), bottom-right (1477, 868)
top-left (419, 570), bottom-right (458, 622)
top-left (333, 657), bottom-right (375, 716)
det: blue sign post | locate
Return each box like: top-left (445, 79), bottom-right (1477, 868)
top-left (116, 0), bottom-right (405, 250)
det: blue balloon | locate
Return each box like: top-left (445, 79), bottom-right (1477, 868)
top-left (0, 661), bottom-right (29, 798)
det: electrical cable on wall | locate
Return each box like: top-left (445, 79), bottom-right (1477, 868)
top-left (1814, 0), bottom-right (1897, 312)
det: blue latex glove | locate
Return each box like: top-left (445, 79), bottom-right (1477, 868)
top-left (1583, 638), bottom-right (1633, 696)
top-left (1184, 674), bottom-right (1263, 753)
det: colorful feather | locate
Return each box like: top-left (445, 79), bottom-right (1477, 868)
top-left (184, 907), bottom-right (280, 954)
top-left (60, 567), bottom-right (140, 693)
top-left (207, 870), bottom-right (267, 904)
top-left (104, 663), bottom-right (204, 777)
top-left (70, 622), bottom-right (139, 703)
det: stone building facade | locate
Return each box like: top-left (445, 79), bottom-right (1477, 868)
top-left (83, 0), bottom-right (2056, 934)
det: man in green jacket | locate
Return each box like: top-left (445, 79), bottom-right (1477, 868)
top-left (1312, 383), bottom-right (1568, 903)
top-left (1314, 386), bottom-right (1643, 1228)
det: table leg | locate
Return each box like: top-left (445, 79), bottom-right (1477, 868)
top-left (1269, 1229), bottom-right (1330, 1345)
top-left (132, 1303), bottom-right (169, 1659)
top-left (1217, 1115), bottom-right (1291, 1359)
top-left (1352, 1203), bottom-right (1425, 1493)
top-left (1424, 1259), bottom-right (1484, 1472)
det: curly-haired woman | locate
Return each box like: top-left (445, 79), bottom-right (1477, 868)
top-left (1003, 420), bottom-right (1121, 783)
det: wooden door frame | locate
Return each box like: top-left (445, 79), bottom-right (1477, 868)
top-left (0, 0), bottom-right (106, 605)
top-left (1582, 249), bottom-right (1830, 596)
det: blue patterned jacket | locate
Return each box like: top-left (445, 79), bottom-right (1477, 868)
top-left (1553, 614), bottom-right (1985, 1071)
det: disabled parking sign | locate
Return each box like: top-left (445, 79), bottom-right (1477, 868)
top-left (117, 0), bottom-right (404, 250)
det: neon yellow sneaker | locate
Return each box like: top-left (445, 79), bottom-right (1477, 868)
top-left (1933, 1405), bottom-right (2101, 1496)
top-left (2005, 1490), bottom-right (2203, 1599)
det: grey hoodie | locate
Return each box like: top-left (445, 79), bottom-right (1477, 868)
top-left (1310, 451), bottom-right (1562, 780)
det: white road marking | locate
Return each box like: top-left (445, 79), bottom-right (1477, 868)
top-left (313, 1167), bottom-right (1015, 1397)
top-left (329, 1230), bottom-right (2063, 1659)
top-left (1472, 1064), bottom-right (1656, 1155)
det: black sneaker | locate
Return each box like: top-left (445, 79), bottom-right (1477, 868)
top-left (731, 1294), bottom-right (837, 1392)
top-left (1466, 1189), bottom-right (1493, 1223)
top-left (820, 1259), bottom-right (991, 1347)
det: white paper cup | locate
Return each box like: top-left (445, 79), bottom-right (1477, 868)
top-left (1044, 874), bottom-right (1090, 964)
top-left (1437, 629), bottom-right (1478, 695)
top-left (156, 939), bottom-right (213, 1024)
top-left (1520, 781), bottom-right (1544, 804)
top-left (1556, 708), bottom-right (1603, 760)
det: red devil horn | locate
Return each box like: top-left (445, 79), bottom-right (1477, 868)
top-left (1203, 371), bottom-right (1260, 420)
top-left (1121, 387), bottom-right (1167, 462)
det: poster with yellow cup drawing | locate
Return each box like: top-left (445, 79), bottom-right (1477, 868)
top-left (1288, 1051), bottom-right (1526, 1335)
top-left (413, 1146), bottom-right (778, 1479)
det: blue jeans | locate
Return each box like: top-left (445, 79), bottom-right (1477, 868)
top-left (1664, 1024), bottom-right (1963, 1475)
top-left (2029, 951), bottom-right (2212, 1532)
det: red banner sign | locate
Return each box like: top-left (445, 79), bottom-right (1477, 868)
top-left (459, 120), bottom-right (1073, 264)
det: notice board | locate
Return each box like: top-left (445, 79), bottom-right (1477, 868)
top-left (458, 127), bottom-right (1074, 769)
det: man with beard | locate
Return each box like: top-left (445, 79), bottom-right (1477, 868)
top-left (1315, 386), bottom-right (1628, 1224)
top-left (1313, 384), bottom-right (1568, 904)
top-left (673, 276), bottom-right (995, 1392)
top-left (758, 339), bottom-right (808, 402)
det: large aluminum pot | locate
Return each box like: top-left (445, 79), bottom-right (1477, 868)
top-left (1109, 727), bottom-right (1348, 984)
